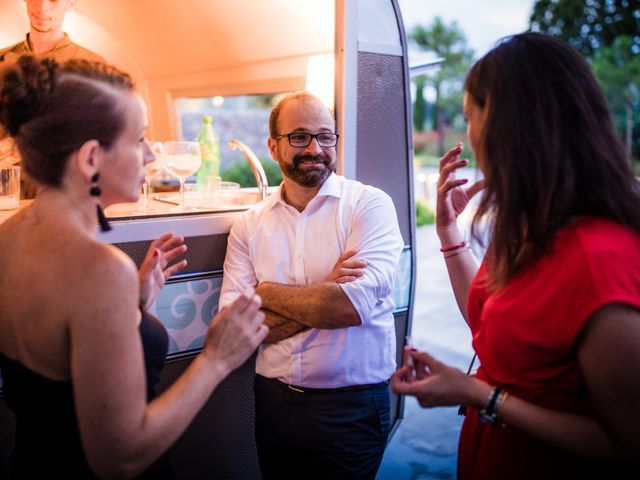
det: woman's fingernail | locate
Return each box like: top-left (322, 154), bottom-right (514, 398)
top-left (153, 250), bottom-right (159, 257)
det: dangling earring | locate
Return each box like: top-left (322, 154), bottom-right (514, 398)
top-left (90, 172), bottom-right (112, 232)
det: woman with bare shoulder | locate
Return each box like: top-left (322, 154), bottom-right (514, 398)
top-left (0, 56), bottom-right (268, 479)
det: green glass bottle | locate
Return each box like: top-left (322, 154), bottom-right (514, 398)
top-left (195, 115), bottom-right (220, 190)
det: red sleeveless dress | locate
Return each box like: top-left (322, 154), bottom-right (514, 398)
top-left (458, 217), bottom-right (640, 479)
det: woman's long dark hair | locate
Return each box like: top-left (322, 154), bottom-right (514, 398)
top-left (465, 32), bottom-right (640, 289)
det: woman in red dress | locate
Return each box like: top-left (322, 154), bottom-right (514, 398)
top-left (391, 32), bottom-right (640, 478)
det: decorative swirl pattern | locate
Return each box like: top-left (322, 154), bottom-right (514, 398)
top-left (151, 276), bottom-right (223, 355)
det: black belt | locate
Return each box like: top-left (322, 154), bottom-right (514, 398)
top-left (261, 375), bottom-right (389, 394)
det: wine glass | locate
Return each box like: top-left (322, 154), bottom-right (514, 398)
top-left (136, 141), bottom-right (165, 213)
top-left (162, 141), bottom-right (202, 211)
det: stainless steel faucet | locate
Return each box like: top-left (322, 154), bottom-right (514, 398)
top-left (227, 139), bottom-right (269, 201)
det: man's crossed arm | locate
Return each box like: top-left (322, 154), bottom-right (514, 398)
top-left (259, 250), bottom-right (366, 343)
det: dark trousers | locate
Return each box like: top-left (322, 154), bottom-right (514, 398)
top-left (254, 375), bottom-right (390, 480)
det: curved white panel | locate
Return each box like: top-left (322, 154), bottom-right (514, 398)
top-left (357, 0), bottom-right (402, 54)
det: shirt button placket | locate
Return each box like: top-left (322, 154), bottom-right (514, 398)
top-left (294, 214), bottom-right (306, 284)
top-left (292, 213), bottom-right (306, 384)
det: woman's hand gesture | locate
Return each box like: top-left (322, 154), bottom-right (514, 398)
top-left (391, 347), bottom-right (476, 408)
top-left (138, 232), bottom-right (188, 311)
top-left (203, 288), bottom-right (268, 373)
top-left (436, 143), bottom-right (485, 234)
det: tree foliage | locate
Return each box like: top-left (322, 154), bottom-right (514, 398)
top-left (530, 0), bottom-right (639, 57)
top-left (530, 0), bottom-right (640, 161)
top-left (409, 17), bottom-right (474, 155)
top-left (413, 75), bottom-right (427, 131)
top-left (593, 35), bottom-right (640, 157)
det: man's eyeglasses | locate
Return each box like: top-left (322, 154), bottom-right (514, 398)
top-left (274, 132), bottom-right (339, 148)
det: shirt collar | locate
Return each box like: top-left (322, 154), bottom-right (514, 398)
top-left (266, 183), bottom-right (287, 211)
top-left (24, 32), bottom-right (72, 54)
top-left (316, 172), bottom-right (342, 199)
top-left (268, 172), bottom-right (342, 211)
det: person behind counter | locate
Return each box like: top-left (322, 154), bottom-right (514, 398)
top-left (1, 0), bottom-right (106, 199)
top-left (0, 56), bottom-right (268, 479)
top-left (391, 32), bottom-right (640, 478)
top-left (0, 0), bottom-right (105, 64)
top-left (220, 91), bottom-right (404, 479)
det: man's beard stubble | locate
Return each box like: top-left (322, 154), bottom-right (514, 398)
top-left (279, 153), bottom-right (335, 188)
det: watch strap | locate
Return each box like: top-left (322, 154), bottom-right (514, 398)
top-left (478, 386), bottom-right (504, 424)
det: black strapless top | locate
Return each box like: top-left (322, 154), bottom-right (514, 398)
top-left (0, 311), bottom-right (170, 479)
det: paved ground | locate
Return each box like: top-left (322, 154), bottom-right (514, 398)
top-left (377, 223), bottom-right (476, 480)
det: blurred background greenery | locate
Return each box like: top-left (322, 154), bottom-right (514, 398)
top-left (409, 0), bottom-right (639, 175)
top-left (221, 158), bottom-right (282, 188)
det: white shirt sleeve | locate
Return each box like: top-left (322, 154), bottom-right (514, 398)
top-left (219, 215), bottom-right (258, 308)
top-left (339, 188), bottom-right (404, 324)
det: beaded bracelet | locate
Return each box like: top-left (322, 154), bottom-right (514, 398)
top-left (439, 241), bottom-right (467, 253)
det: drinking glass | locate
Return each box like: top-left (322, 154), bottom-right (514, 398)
top-left (162, 141), bottom-right (202, 211)
top-left (0, 165), bottom-right (20, 211)
top-left (136, 141), bottom-right (165, 213)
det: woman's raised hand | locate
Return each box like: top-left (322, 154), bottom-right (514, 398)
top-left (138, 232), bottom-right (188, 311)
top-left (202, 288), bottom-right (268, 373)
top-left (436, 143), bottom-right (485, 234)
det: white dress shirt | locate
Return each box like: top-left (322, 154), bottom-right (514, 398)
top-left (219, 173), bottom-right (404, 388)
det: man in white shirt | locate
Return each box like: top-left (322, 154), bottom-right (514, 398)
top-left (219, 91), bottom-right (404, 479)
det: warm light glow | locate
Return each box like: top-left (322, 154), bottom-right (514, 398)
top-left (58, 10), bottom-right (115, 65)
top-left (0, 2), bottom-right (28, 47)
top-left (62, 10), bottom-right (81, 34)
top-left (212, 96), bottom-right (224, 107)
top-left (63, 11), bottom-right (106, 50)
top-left (306, 54), bottom-right (335, 109)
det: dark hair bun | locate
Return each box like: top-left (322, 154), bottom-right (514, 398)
top-left (0, 56), bottom-right (59, 136)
